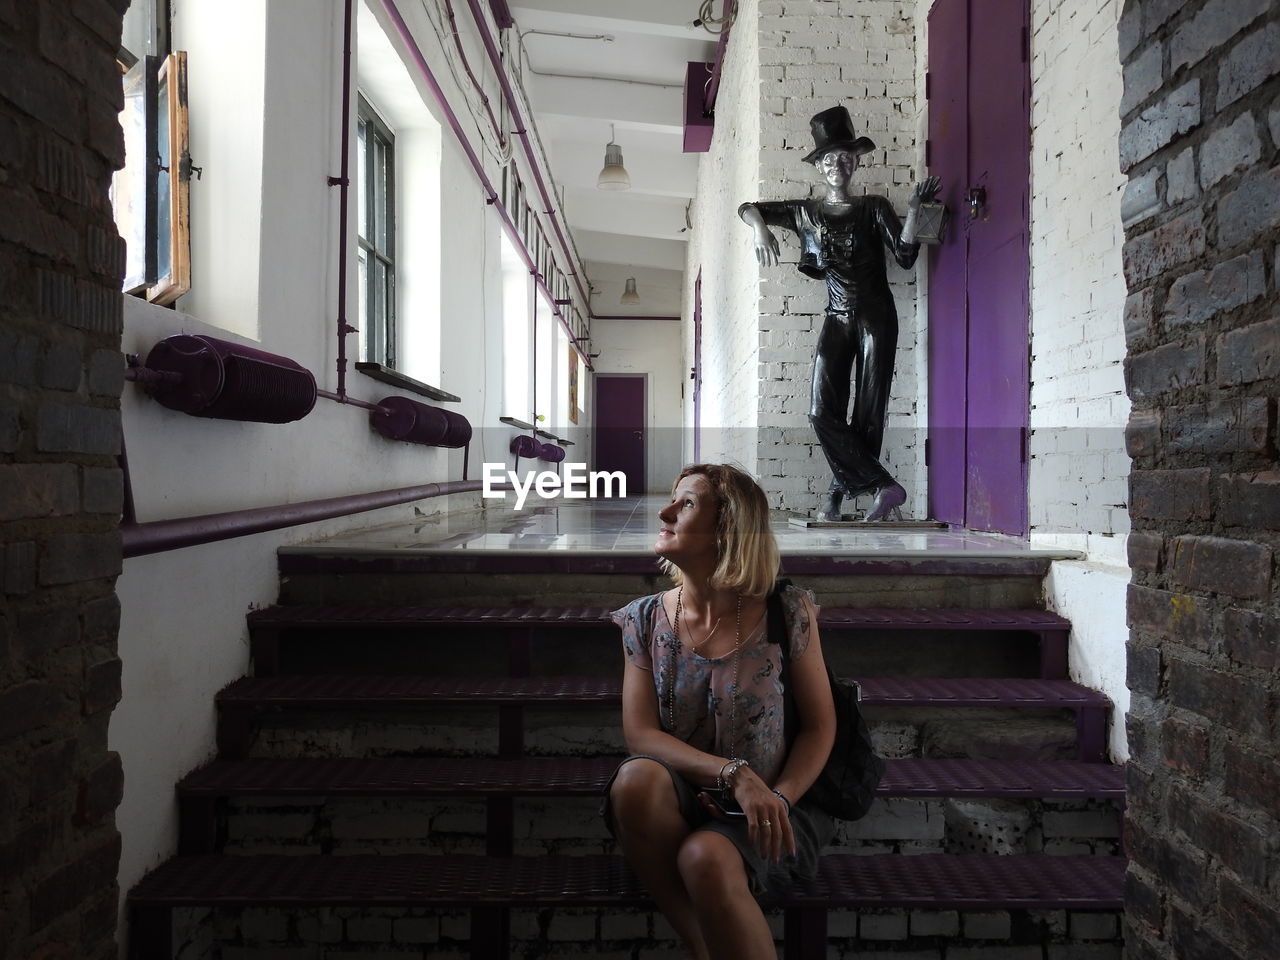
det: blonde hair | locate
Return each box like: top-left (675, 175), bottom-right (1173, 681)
top-left (660, 463), bottom-right (780, 598)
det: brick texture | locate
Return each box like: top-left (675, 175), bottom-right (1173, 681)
top-left (1119, 0), bottom-right (1280, 956)
top-left (0, 0), bottom-right (127, 956)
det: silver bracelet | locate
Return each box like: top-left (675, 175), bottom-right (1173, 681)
top-left (719, 758), bottom-right (748, 791)
top-left (773, 790), bottom-right (791, 815)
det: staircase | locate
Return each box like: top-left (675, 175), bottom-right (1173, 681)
top-left (128, 548), bottom-right (1126, 959)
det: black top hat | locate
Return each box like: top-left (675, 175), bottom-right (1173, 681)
top-left (801, 106), bottom-right (876, 163)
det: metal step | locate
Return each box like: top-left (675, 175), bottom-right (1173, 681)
top-left (246, 603), bottom-right (1072, 679)
top-left (127, 852), bottom-right (1125, 959)
top-left (216, 675), bottom-right (1109, 762)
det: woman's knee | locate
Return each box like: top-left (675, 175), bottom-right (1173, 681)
top-left (609, 758), bottom-right (679, 825)
top-left (677, 832), bottom-right (750, 903)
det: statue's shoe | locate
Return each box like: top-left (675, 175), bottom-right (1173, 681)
top-left (816, 489), bottom-right (845, 523)
top-left (864, 482), bottom-right (906, 522)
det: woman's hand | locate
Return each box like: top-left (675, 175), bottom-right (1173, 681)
top-left (732, 768), bottom-right (795, 863)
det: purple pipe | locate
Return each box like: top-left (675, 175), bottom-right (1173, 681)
top-left (460, 0), bottom-right (593, 308)
top-left (122, 479), bottom-right (491, 558)
top-left (334, 0), bottom-right (356, 396)
top-left (316, 388), bottom-right (384, 412)
top-left (378, 0), bottom-right (589, 368)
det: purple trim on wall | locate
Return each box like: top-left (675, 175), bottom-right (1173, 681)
top-left (334, 0), bottom-right (355, 396)
top-left (487, 0), bottom-right (514, 28)
top-left (378, 1), bottom-right (589, 369)
top-left (684, 62), bottom-right (715, 153)
top-left (122, 480), bottom-right (490, 558)
top-left (459, 0), bottom-right (593, 310)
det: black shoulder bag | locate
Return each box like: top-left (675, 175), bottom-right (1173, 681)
top-left (768, 581), bottom-right (883, 820)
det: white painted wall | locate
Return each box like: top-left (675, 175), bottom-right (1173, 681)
top-left (1028, 0), bottom-right (1131, 759)
top-left (111, 0), bottom-right (585, 937)
top-left (590, 318), bottom-right (684, 492)
top-left (684, 0), bottom-right (762, 475)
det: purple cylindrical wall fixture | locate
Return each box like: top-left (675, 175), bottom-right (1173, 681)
top-left (121, 479), bottom-right (489, 558)
top-left (372, 396), bottom-right (472, 447)
top-left (144, 334), bottom-right (318, 423)
top-left (538, 441), bottom-right (565, 463)
top-left (510, 434), bottom-right (539, 459)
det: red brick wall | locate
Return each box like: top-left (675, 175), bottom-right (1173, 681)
top-left (1119, 0), bottom-right (1279, 956)
top-left (0, 1), bottom-right (128, 957)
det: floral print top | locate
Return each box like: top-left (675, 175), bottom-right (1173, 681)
top-left (610, 584), bottom-right (818, 785)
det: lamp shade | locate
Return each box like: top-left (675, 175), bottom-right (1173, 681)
top-left (597, 142), bottom-right (630, 190)
top-left (620, 277), bottom-right (640, 304)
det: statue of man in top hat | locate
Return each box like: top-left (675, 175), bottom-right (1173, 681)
top-left (739, 105), bottom-right (940, 521)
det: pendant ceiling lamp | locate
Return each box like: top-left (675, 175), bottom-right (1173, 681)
top-left (596, 124), bottom-right (631, 191)
top-left (620, 277), bottom-right (640, 304)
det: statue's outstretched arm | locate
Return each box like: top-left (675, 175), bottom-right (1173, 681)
top-left (738, 202), bottom-right (782, 267)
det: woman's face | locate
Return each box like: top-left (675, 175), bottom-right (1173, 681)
top-left (656, 474), bottom-right (719, 567)
top-left (816, 148), bottom-right (858, 188)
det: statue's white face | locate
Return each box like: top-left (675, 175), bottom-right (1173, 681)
top-left (816, 148), bottom-right (859, 187)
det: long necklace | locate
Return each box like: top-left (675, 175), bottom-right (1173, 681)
top-left (668, 588), bottom-right (743, 758)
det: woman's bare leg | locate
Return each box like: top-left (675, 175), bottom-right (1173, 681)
top-left (678, 832), bottom-right (776, 960)
top-left (608, 758), bottom-right (709, 959)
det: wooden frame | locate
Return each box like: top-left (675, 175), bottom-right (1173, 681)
top-left (147, 51), bottom-right (190, 305)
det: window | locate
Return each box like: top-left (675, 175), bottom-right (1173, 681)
top-left (501, 234), bottom-right (531, 420)
top-left (113, 0), bottom-right (191, 305)
top-left (357, 97), bottom-right (397, 368)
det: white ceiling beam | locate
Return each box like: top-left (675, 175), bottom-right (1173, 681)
top-left (529, 74), bottom-right (684, 135)
top-left (563, 188), bottom-right (689, 240)
top-left (575, 230), bottom-right (687, 272)
top-left (509, 0), bottom-right (711, 41)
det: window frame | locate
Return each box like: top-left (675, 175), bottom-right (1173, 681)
top-left (356, 96), bottom-right (398, 369)
top-left (114, 0), bottom-right (190, 305)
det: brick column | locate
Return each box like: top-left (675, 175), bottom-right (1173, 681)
top-left (1119, 0), bottom-right (1279, 957)
top-left (0, 1), bottom-right (128, 957)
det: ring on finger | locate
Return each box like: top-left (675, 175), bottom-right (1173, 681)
top-left (761, 819), bottom-right (771, 828)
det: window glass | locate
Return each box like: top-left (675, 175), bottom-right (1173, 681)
top-left (356, 96), bottom-right (396, 367)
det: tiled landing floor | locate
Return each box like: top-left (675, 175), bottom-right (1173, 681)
top-left (287, 496), bottom-right (1081, 560)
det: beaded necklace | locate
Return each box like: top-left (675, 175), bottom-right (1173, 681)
top-left (669, 587), bottom-right (743, 758)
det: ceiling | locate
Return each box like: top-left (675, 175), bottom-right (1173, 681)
top-left (507, 0), bottom-right (720, 316)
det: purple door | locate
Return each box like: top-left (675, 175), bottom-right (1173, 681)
top-left (594, 375), bottom-right (646, 495)
top-left (927, 0), bottom-right (1030, 536)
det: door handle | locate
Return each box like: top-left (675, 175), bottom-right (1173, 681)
top-left (968, 186), bottom-right (987, 220)
top-left (633, 430), bottom-right (642, 439)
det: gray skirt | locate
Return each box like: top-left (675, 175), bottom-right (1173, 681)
top-left (600, 755), bottom-right (836, 905)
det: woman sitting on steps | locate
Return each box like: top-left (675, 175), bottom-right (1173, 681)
top-left (602, 463), bottom-right (837, 960)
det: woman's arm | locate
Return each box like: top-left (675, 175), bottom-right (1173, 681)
top-left (621, 659), bottom-right (735, 787)
top-left (770, 598), bottom-right (836, 807)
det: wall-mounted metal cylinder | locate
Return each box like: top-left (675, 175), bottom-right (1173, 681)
top-left (373, 397), bottom-right (471, 448)
top-left (143, 335), bottom-right (317, 423)
top-left (510, 434), bottom-right (540, 459)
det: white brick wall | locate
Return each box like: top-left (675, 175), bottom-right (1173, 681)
top-left (1029, 0), bottom-right (1132, 762)
top-left (690, 0), bottom-right (926, 514)
top-left (1029, 0), bottom-right (1132, 565)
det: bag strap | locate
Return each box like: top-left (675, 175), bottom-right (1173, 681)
top-left (766, 579), bottom-right (799, 749)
